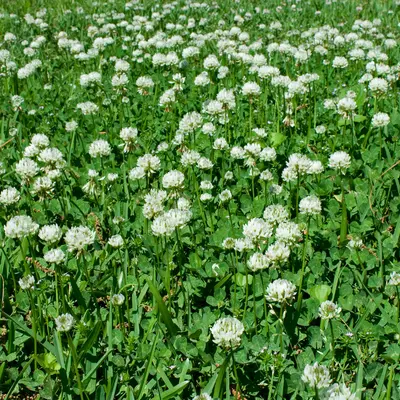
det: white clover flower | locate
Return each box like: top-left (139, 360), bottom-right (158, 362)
top-left (19, 275), bottom-right (35, 290)
top-left (66, 121), bottom-right (79, 134)
top-left (77, 101), bottom-right (99, 115)
top-left (177, 197), bottom-right (191, 211)
top-left (115, 59), bottom-right (130, 72)
top-left (193, 394), bottom-right (213, 400)
top-left (266, 279), bottom-right (296, 303)
top-left (299, 195), bottom-right (322, 216)
top-left (369, 77), bottom-right (388, 94)
top-left (31, 133), bottom-right (49, 148)
top-left (216, 88), bottom-right (236, 109)
top-left (65, 226), bottom-right (95, 253)
top-left (332, 56), bottom-right (348, 68)
top-left (265, 242), bottom-right (290, 265)
top-left (242, 81), bottom-right (261, 96)
top-left (308, 161), bottom-right (324, 175)
top-left (39, 224), bottom-right (62, 244)
top-left (15, 158), bottom-right (39, 180)
top-left (200, 193), bottom-right (213, 202)
top-left (0, 187), bottom-right (20, 206)
top-left (388, 272), bottom-right (400, 286)
top-left (137, 154), bottom-right (161, 174)
top-left (328, 151), bottom-right (351, 173)
top-left (337, 98), bottom-right (356, 118)
top-left (194, 72), bottom-right (210, 86)
top-left (210, 317), bottom-right (244, 349)
top-left (55, 313), bottom-right (74, 332)
top-left (323, 383), bottom-right (356, 400)
top-left (203, 54), bottom-right (220, 70)
top-left (260, 147), bottom-right (277, 162)
top-left (219, 189), bottom-right (232, 202)
top-left (248, 252), bottom-right (270, 272)
top-left (108, 234), bottom-right (124, 248)
top-left (143, 189), bottom-right (167, 219)
top-left (302, 362), bottom-right (331, 389)
top-left (32, 176), bottom-right (54, 198)
top-left (260, 170), bottom-right (273, 181)
top-left (319, 300), bottom-right (341, 320)
top-left (39, 148), bottom-right (66, 169)
top-left (315, 125), bottom-right (326, 134)
top-left (371, 112), bottom-right (390, 127)
top-left (129, 166), bottom-right (145, 180)
top-left (179, 112), bottom-right (203, 134)
top-left (136, 76), bottom-right (154, 94)
top-left (200, 181), bottom-right (213, 190)
top-left (244, 143), bottom-right (262, 157)
top-left (263, 205), bottom-right (289, 225)
top-left (111, 293), bottom-right (125, 306)
top-left (111, 73), bottom-right (129, 87)
top-left (243, 218), bottom-right (273, 242)
top-left (276, 221), bottom-right (302, 246)
top-left (230, 146), bottom-right (246, 160)
top-left (4, 216), bottom-right (39, 239)
top-left (24, 144), bottom-right (41, 158)
top-left (79, 71), bottom-right (101, 87)
top-left (162, 170), bottom-right (185, 189)
top-left (44, 248), bottom-right (66, 265)
top-left (224, 171), bottom-right (234, 181)
top-left (253, 128), bottom-right (268, 138)
top-left (197, 157), bottom-right (213, 170)
top-left (234, 237), bottom-right (255, 252)
top-left (88, 140), bottom-right (112, 158)
top-left (347, 237), bottom-right (363, 250)
top-left (202, 123), bottom-right (216, 136)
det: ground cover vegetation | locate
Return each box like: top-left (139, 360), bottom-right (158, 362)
top-left (0, 0), bottom-right (400, 399)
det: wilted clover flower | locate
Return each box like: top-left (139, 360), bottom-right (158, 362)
top-left (111, 293), bottom-right (125, 306)
top-left (210, 317), bottom-right (244, 349)
top-left (299, 195), bottom-right (322, 216)
top-left (319, 301), bottom-right (341, 320)
top-left (55, 313), bottom-right (74, 332)
top-left (266, 279), bottom-right (296, 304)
top-left (4, 216), bottom-right (39, 239)
top-left (302, 362), bottom-right (331, 389)
top-left (328, 151), bottom-right (351, 173)
top-left (388, 272), bottom-right (400, 286)
top-left (19, 275), bottom-right (35, 290)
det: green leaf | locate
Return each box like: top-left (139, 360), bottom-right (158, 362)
top-left (146, 277), bottom-right (179, 337)
top-left (151, 381), bottom-right (190, 400)
top-left (308, 285), bottom-right (331, 303)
